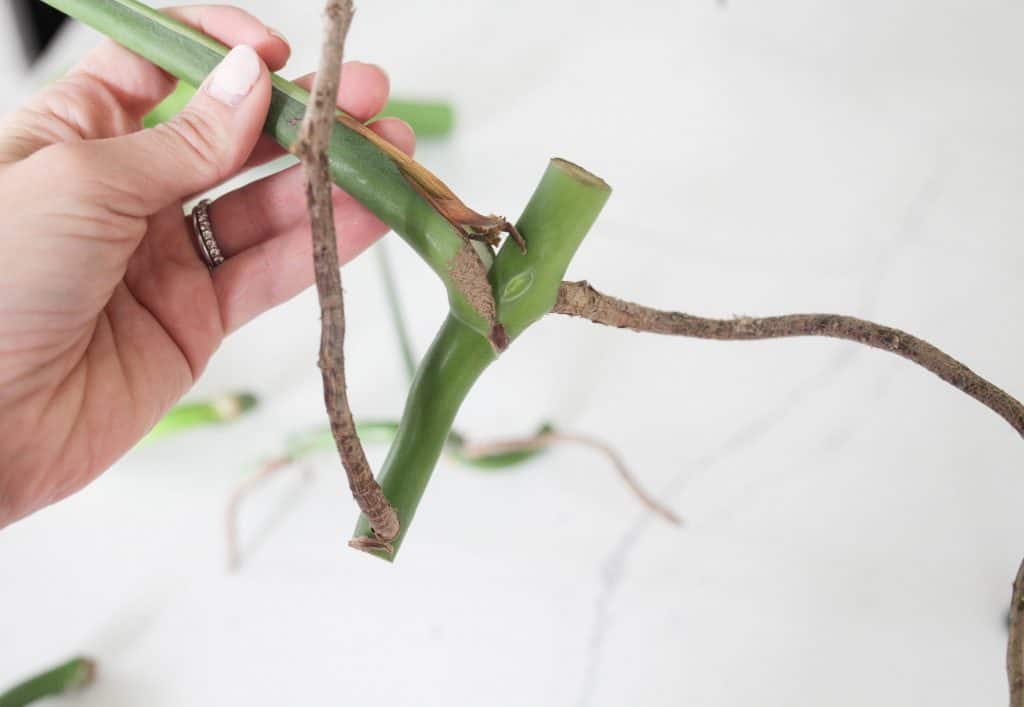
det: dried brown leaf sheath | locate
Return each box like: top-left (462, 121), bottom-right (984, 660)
top-left (338, 113), bottom-right (526, 252)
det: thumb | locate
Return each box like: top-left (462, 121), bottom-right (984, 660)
top-left (95, 45), bottom-right (271, 215)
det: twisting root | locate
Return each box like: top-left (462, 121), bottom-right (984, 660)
top-left (554, 280), bottom-right (1024, 704)
top-left (552, 280), bottom-right (1024, 438)
top-left (225, 458), bottom-right (293, 572)
top-left (292, 0), bottom-right (398, 550)
top-left (459, 431), bottom-right (681, 525)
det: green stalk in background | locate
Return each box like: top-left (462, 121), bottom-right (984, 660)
top-left (42, 0), bottom-right (492, 336)
top-left (375, 243), bottom-right (419, 381)
top-left (446, 424), bottom-right (555, 469)
top-left (143, 391), bottom-right (258, 444)
top-left (280, 421), bottom-right (402, 463)
top-left (271, 419), bottom-right (555, 472)
top-left (376, 99), bottom-right (454, 138)
top-left (374, 241), bottom-right (557, 468)
top-left (144, 79), bottom-right (455, 139)
top-left (353, 159), bottom-right (611, 558)
top-left (0, 657), bottom-right (95, 707)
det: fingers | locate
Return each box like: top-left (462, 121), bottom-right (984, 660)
top-left (210, 117), bottom-right (415, 257)
top-left (211, 118), bottom-right (414, 333)
top-left (244, 62), bottom-right (391, 168)
top-left (64, 44), bottom-right (273, 217)
top-left (0, 5), bottom-right (288, 165)
top-left (212, 199), bottom-right (386, 334)
top-left (72, 5), bottom-right (290, 122)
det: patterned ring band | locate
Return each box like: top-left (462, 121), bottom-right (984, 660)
top-left (190, 198), bottom-right (225, 268)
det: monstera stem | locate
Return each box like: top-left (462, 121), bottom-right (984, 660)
top-left (352, 159), bottom-right (611, 558)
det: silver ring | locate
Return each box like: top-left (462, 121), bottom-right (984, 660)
top-left (190, 198), bottom-right (225, 268)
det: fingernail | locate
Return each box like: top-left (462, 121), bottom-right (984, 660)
top-left (207, 45), bottom-right (261, 106)
top-left (268, 26), bottom-right (290, 49)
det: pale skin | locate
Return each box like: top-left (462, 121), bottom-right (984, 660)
top-left (0, 5), bottom-right (414, 527)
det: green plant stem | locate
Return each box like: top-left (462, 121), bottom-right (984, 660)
top-left (375, 243), bottom-right (418, 381)
top-left (374, 235), bottom-right (554, 468)
top-left (43, 0), bottom-right (487, 333)
top-left (0, 657), bottom-right (95, 707)
top-left (353, 159), bottom-right (611, 558)
top-left (377, 99), bottom-right (454, 138)
top-left (143, 391), bottom-right (258, 443)
top-left (50, 0), bottom-right (610, 557)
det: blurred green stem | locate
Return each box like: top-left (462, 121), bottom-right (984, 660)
top-left (375, 243), bottom-right (418, 382)
top-left (0, 657), bottom-right (95, 707)
top-left (377, 99), bottom-right (454, 138)
top-left (144, 391), bottom-right (258, 443)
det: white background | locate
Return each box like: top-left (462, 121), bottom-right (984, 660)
top-left (2, 1), bottom-right (1024, 705)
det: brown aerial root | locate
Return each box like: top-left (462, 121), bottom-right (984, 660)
top-left (553, 280), bottom-right (1024, 704)
top-left (551, 280), bottom-right (1024, 439)
top-left (1009, 557), bottom-right (1024, 706)
top-left (225, 458), bottom-right (308, 572)
top-left (292, 0), bottom-right (398, 550)
top-left (458, 431), bottom-right (682, 525)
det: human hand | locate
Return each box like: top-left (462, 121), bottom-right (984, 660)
top-left (0, 5), bottom-right (414, 526)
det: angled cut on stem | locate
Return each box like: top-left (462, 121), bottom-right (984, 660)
top-left (292, 0), bottom-right (398, 551)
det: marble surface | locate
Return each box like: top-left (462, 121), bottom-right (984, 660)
top-left (2, 1), bottom-right (1024, 705)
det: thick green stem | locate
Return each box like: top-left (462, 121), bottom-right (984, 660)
top-left (353, 159), bottom-right (611, 559)
top-left (0, 657), bottom-right (95, 707)
top-left (42, 0), bottom-right (486, 332)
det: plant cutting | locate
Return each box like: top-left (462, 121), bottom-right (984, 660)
top-left (37, 0), bottom-right (1024, 701)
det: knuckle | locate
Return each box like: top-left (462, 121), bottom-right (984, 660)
top-left (55, 73), bottom-right (136, 139)
top-left (41, 141), bottom-right (94, 182)
top-left (160, 108), bottom-right (229, 184)
top-left (30, 142), bottom-right (146, 227)
top-left (35, 142), bottom-right (114, 206)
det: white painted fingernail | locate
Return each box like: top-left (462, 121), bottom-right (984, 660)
top-left (207, 45), bottom-right (261, 106)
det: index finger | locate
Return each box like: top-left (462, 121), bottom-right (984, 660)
top-left (242, 61), bottom-right (391, 168)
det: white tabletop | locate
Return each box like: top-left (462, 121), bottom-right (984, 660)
top-left (2, 1), bottom-right (1024, 705)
